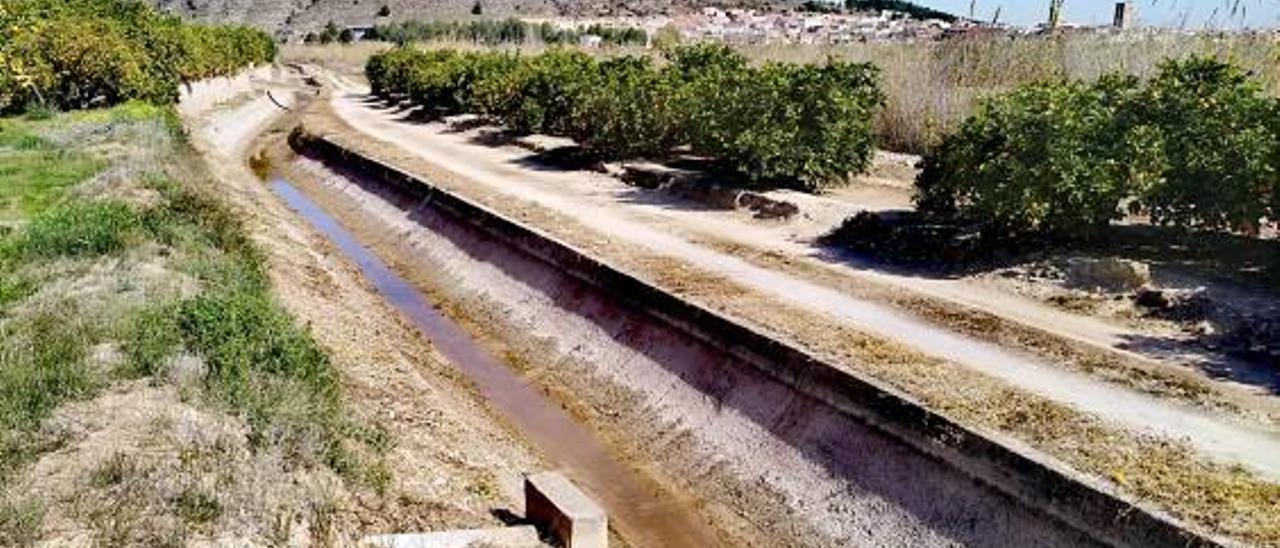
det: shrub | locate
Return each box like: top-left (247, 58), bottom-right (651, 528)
top-left (504, 48), bottom-right (598, 135)
top-left (403, 49), bottom-right (467, 114)
top-left (1272, 100), bottom-right (1280, 222)
top-left (719, 60), bottom-right (883, 189)
top-left (917, 55), bottom-right (1280, 239)
top-left (319, 21), bottom-right (342, 44)
top-left (916, 77), bottom-right (1149, 236)
top-left (0, 0), bottom-right (275, 113)
top-left (666, 43), bottom-right (751, 150)
top-left (1134, 56), bottom-right (1279, 232)
top-left (366, 46), bottom-right (423, 98)
top-left (454, 51), bottom-right (523, 116)
top-left (666, 44), bottom-right (883, 188)
top-left (570, 56), bottom-right (680, 160)
top-left (364, 44), bottom-right (886, 189)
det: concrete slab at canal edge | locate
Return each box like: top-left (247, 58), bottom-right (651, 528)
top-left (524, 471), bottom-right (608, 548)
top-left (359, 526), bottom-right (542, 548)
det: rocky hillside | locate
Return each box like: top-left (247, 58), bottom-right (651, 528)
top-left (152, 0), bottom-right (783, 39)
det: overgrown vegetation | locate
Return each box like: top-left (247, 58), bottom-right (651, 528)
top-left (367, 17), bottom-right (648, 47)
top-left (0, 121), bottom-right (103, 221)
top-left (366, 43), bottom-right (884, 189)
top-left (741, 33), bottom-right (1280, 155)
top-left (0, 101), bottom-right (382, 543)
top-left (0, 0), bottom-right (275, 112)
top-left (917, 56), bottom-right (1280, 239)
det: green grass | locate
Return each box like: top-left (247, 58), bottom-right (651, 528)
top-left (0, 122), bottom-right (104, 223)
top-left (0, 302), bottom-right (101, 478)
top-left (0, 103), bottom-right (386, 543)
top-left (0, 201), bottom-right (140, 264)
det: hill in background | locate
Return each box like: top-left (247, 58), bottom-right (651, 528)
top-left (151, 0), bottom-right (790, 37)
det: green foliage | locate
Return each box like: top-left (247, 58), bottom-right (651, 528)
top-left (917, 78), bottom-right (1148, 236)
top-left (122, 301), bottom-right (183, 377)
top-left (0, 0), bottom-right (276, 112)
top-left (919, 55), bottom-right (1280, 238)
top-left (651, 24), bottom-right (682, 50)
top-left (570, 56), bottom-right (679, 160)
top-left (175, 487), bottom-right (222, 526)
top-left (0, 303), bottom-right (99, 476)
top-left (0, 122), bottom-right (105, 221)
top-left (507, 48), bottom-right (599, 135)
top-left (319, 21), bottom-right (342, 44)
top-left (696, 59), bottom-right (884, 189)
top-left (1133, 57), bottom-right (1279, 232)
top-left (800, 1), bottom-right (841, 14)
top-left (0, 103), bottom-right (380, 503)
top-left (366, 43), bottom-right (884, 188)
top-left (179, 286), bottom-right (335, 415)
top-left (665, 43), bottom-right (750, 150)
top-left (1, 201), bottom-right (140, 262)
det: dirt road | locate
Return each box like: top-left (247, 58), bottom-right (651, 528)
top-left (321, 79), bottom-right (1280, 480)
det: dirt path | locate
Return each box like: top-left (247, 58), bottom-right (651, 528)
top-left (177, 69), bottom-right (549, 541)
top-left (323, 81), bottom-right (1280, 480)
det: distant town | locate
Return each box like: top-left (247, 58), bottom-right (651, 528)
top-left (314, 0), bottom-right (1280, 47)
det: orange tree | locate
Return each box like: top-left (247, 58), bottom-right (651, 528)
top-left (0, 0), bottom-right (275, 113)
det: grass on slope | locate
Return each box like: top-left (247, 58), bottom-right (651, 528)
top-left (0, 121), bottom-right (103, 224)
top-left (0, 104), bottom-right (386, 546)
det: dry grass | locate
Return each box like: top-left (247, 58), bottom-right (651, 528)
top-left (636, 253), bottom-right (1280, 546)
top-left (739, 32), bottom-right (1280, 153)
top-left (0, 102), bottom-right (395, 546)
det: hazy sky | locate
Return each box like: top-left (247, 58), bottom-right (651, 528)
top-left (912, 0), bottom-right (1280, 28)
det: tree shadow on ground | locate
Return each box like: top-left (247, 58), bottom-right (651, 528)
top-left (1116, 331), bottom-right (1280, 394)
top-left (817, 212), bottom-right (1280, 289)
top-left (816, 213), bottom-right (1280, 392)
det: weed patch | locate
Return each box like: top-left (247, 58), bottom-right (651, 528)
top-left (174, 487), bottom-right (222, 527)
top-left (0, 123), bottom-right (104, 221)
top-left (0, 496), bottom-right (42, 547)
top-left (0, 100), bottom-right (388, 546)
top-left (0, 302), bottom-right (100, 478)
top-left (1, 201), bottom-right (140, 263)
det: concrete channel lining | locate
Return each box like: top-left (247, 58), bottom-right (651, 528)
top-left (293, 130), bottom-right (1227, 548)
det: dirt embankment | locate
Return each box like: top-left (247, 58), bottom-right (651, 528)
top-left (178, 67), bottom-right (549, 541)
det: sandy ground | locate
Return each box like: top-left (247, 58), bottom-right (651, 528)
top-left (177, 68), bottom-right (549, 540)
top-left (315, 77), bottom-right (1280, 481)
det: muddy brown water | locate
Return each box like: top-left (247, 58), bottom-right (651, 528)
top-left (271, 178), bottom-right (721, 548)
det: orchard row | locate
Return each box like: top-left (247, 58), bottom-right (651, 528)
top-left (367, 44), bottom-right (885, 190)
top-left (1, 0), bottom-right (275, 112)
